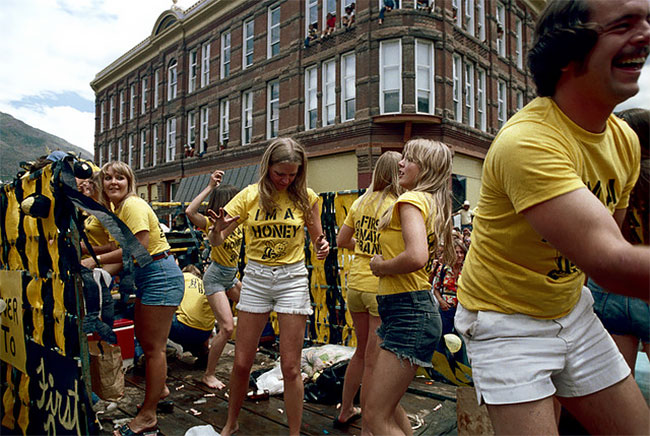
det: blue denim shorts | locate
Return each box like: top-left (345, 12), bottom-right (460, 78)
top-left (203, 261), bottom-right (238, 295)
top-left (588, 279), bottom-right (650, 343)
top-left (376, 290), bottom-right (442, 367)
top-left (134, 254), bottom-right (184, 306)
top-left (168, 314), bottom-right (212, 356)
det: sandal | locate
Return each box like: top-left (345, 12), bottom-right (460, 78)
top-left (136, 400), bottom-right (174, 414)
top-left (114, 424), bottom-right (159, 436)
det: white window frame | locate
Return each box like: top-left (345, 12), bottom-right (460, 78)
top-left (100, 100), bottom-right (105, 132)
top-left (129, 83), bottom-right (136, 119)
top-left (189, 49), bottom-right (198, 93)
top-left (306, 0), bottom-right (318, 36)
top-left (496, 2), bottom-right (506, 58)
top-left (377, 0), bottom-right (402, 10)
top-left (141, 77), bottom-right (148, 114)
top-left (140, 129), bottom-right (146, 169)
top-left (515, 17), bottom-right (523, 69)
top-left (323, 0), bottom-right (336, 26)
top-left (117, 138), bottom-right (123, 161)
top-left (464, 0), bottom-right (475, 36)
top-left (187, 110), bottom-right (196, 151)
top-left (477, 0), bottom-right (486, 41)
top-left (98, 144), bottom-right (104, 167)
top-left (379, 39), bottom-right (402, 114)
top-left (452, 0), bottom-right (462, 26)
top-left (305, 66), bottom-right (318, 130)
top-left (119, 90), bottom-right (125, 124)
top-left (242, 90), bottom-right (253, 145)
top-left (168, 60), bottom-right (178, 101)
top-left (243, 19), bottom-right (254, 69)
top-left (268, 6), bottom-right (281, 58)
top-left (341, 52), bottom-right (356, 122)
top-left (109, 96), bottom-right (114, 129)
top-left (166, 118), bottom-right (176, 162)
top-left (516, 90), bottom-right (524, 111)
top-left (323, 59), bottom-right (336, 126)
top-left (464, 62), bottom-right (475, 127)
top-left (199, 106), bottom-right (209, 153)
top-left (128, 134), bottom-right (134, 167)
top-left (221, 32), bottom-right (231, 78)
top-left (477, 67), bottom-right (487, 131)
top-left (267, 80), bottom-right (280, 139)
top-left (154, 69), bottom-right (160, 109)
top-left (452, 54), bottom-right (462, 122)
top-left (497, 79), bottom-right (507, 128)
top-left (220, 99), bottom-right (229, 145)
top-left (415, 39), bottom-right (435, 115)
top-left (341, 0), bottom-right (355, 19)
top-left (107, 141), bottom-right (113, 162)
top-left (201, 43), bottom-right (210, 88)
top-left (152, 124), bottom-right (158, 167)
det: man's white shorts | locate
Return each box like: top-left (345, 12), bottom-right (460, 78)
top-left (455, 287), bottom-right (630, 405)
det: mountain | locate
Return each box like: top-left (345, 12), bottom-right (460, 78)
top-left (0, 111), bottom-right (93, 182)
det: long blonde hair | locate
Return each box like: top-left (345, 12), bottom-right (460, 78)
top-left (99, 161), bottom-right (137, 208)
top-left (357, 151), bottom-right (402, 216)
top-left (258, 137), bottom-right (312, 225)
top-left (379, 139), bottom-right (455, 265)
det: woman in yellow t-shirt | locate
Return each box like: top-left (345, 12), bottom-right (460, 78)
top-left (82, 161), bottom-right (184, 436)
top-left (367, 139), bottom-right (455, 435)
top-left (334, 151), bottom-right (401, 429)
top-left (209, 138), bottom-right (330, 436)
top-left (185, 174), bottom-right (243, 390)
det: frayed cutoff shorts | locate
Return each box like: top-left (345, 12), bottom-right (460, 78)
top-left (237, 260), bottom-right (312, 315)
top-left (203, 260), bottom-right (239, 295)
top-left (455, 286), bottom-right (630, 405)
top-left (134, 254), bottom-right (184, 306)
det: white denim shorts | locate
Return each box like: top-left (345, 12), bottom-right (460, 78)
top-left (237, 260), bottom-right (312, 315)
top-left (455, 286), bottom-right (629, 405)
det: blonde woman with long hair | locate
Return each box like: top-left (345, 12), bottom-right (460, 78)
top-left (334, 151), bottom-right (402, 430)
top-left (209, 138), bottom-right (329, 436)
top-left (367, 139), bottom-right (454, 435)
top-left (82, 161), bottom-right (185, 436)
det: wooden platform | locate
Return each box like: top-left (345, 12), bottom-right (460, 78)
top-left (95, 342), bottom-right (459, 435)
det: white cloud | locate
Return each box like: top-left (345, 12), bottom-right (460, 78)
top-left (0, 0), bottom-right (196, 154)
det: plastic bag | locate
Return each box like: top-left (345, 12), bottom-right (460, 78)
top-left (89, 340), bottom-right (124, 401)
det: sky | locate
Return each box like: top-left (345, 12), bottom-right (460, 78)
top-left (0, 0), bottom-right (649, 156)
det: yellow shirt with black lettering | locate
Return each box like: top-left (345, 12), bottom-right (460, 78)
top-left (224, 184), bottom-right (318, 266)
top-left (458, 97), bottom-right (640, 319)
top-left (203, 216), bottom-right (243, 268)
top-left (176, 272), bottom-right (215, 331)
top-left (115, 195), bottom-right (171, 256)
top-left (344, 191), bottom-right (397, 293)
top-left (377, 191), bottom-right (437, 295)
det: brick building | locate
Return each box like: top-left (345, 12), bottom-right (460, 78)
top-left (90, 0), bottom-right (544, 205)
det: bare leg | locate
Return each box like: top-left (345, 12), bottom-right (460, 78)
top-left (487, 396), bottom-right (559, 435)
top-left (225, 280), bottom-right (241, 304)
top-left (359, 315), bottom-right (381, 433)
top-left (337, 311), bottom-right (368, 423)
top-left (220, 311), bottom-right (269, 436)
top-left (277, 313), bottom-right (308, 436)
top-left (612, 333), bottom-right (641, 376)
top-left (559, 375), bottom-right (649, 435)
top-left (364, 348), bottom-right (418, 436)
top-left (202, 292), bottom-right (234, 389)
top-left (128, 302), bottom-right (176, 433)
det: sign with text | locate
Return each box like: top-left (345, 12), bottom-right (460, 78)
top-left (0, 270), bottom-right (27, 373)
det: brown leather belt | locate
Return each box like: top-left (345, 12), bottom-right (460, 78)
top-left (151, 250), bottom-right (170, 261)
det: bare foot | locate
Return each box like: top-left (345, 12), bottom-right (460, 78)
top-left (201, 374), bottom-right (226, 390)
top-left (220, 423), bottom-right (239, 436)
top-left (336, 406), bottom-right (362, 424)
top-left (161, 385), bottom-right (170, 399)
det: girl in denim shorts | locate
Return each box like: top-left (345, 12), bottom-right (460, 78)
top-left (185, 174), bottom-right (243, 390)
top-left (208, 138), bottom-right (330, 436)
top-left (82, 161), bottom-right (184, 436)
top-left (367, 139), bottom-right (455, 435)
top-left (334, 151), bottom-right (402, 430)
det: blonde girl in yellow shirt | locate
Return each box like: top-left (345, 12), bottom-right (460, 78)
top-left (185, 174), bottom-right (243, 390)
top-left (334, 151), bottom-right (402, 430)
top-left (367, 139), bottom-right (455, 435)
top-left (209, 138), bottom-right (329, 436)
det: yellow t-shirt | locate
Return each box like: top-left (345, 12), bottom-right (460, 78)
top-left (115, 195), bottom-right (171, 256)
top-left (458, 97), bottom-right (640, 319)
top-left (224, 184), bottom-right (319, 265)
top-left (203, 216), bottom-right (243, 268)
top-left (85, 215), bottom-right (110, 248)
top-left (343, 191), bottom-right (397, 293)
top-left (176, 272), bottom-right (215, 331)
top-left (377, 191), bottom-right (437, 295)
